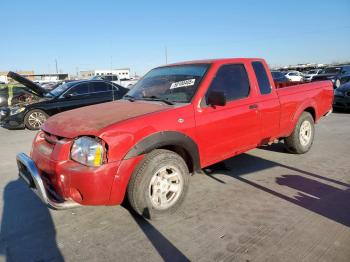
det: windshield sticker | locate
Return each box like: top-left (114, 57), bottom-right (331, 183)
top-left (170, 79), bottom-right (195, 89)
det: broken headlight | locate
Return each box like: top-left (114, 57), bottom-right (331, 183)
top-left (71, 136), bottom-right (105, 167)
top-left (10, 106), bottom-right (26, 115)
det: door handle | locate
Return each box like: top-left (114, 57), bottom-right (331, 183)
top-left (249, 104), bottom-right (258, 110)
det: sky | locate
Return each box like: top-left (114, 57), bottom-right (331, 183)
top-left (1, 0), bottom-right (350, 75)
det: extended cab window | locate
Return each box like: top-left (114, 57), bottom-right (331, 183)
top-left (206, 64), bottom-right (250, 103)
top-left (252, 61), bottom-right (272, 95)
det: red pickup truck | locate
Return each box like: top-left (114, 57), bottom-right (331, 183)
top-left (17, 58), bottom-right (333, 219)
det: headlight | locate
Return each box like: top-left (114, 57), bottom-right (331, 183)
top-left (10, 106), bottom-right (26, 115)
top-left (71, 136), bottom-right (105, 167)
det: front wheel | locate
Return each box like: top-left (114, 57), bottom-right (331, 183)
top-left (24, 109), bottom-right (48, 130)
top-left (285, 112), bottom-right (315, 154)
top-left (127, 149), bottom-right (189, 220)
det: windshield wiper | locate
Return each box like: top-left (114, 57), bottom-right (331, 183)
top-left (141, 96), bottom-right (174, 105)
top-left (123, 94), bottom-right (135, 102)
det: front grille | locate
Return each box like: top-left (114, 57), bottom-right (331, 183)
top-left (43, 131), bottom-right (63, 145)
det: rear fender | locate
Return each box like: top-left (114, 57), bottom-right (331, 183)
top-left (289, 99), bottom-right (317, 135)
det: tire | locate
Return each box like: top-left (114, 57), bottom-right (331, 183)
top-left (285, 112), bottom-right (315, 154)
top-left (127, 149), bottom-right (190, 220)
top-left (24, 109), bottom-right (49, 130)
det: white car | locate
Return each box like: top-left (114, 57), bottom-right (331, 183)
top-left (303, 69), bottom-right (322, 82)
top-left (0, 75), bottom-right (8, 84)
top-left (92, 75), bottom-right (138, 88)
top-left (284, 71), bottom-right (304, 82)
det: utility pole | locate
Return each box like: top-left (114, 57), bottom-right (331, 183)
top-left (55, 59), bottom-right (58, 74)
top-left (165, 46), bottom-right (168, 64)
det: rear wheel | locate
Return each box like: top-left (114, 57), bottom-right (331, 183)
top-left (24, 109), bottom-right (48, 130)
top-left (285, 112), bottom-right (315, 154)
top-left (127, 149), bottom-right (189, 220)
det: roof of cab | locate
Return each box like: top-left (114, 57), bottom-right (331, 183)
top-left (160, 58), bottom-right (265, 67)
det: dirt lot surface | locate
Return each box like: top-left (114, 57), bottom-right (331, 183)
top-left (0, 112), bottom-right (349, 262)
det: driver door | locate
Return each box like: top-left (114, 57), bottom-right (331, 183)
top-left (194, 63), bottom-right (260, 167)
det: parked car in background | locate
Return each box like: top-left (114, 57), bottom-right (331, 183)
top-left (333, 82), bottom-right (350, 111)
top-left (92, 75), bottom-right (138, 88)
top-left (16, 58), bottom-right (333, 219)
top-left (312, 65), bottom-right (350, 88)
top-left (0, 75), bottom-right (9, 84)
top-left (0, 72), bottom-right (128, 130)
top-left (303, 69), bottom-right (322, 82)
top-left (271, 71), bottom-right (289, 83)
top-left (284, 71), bottom-right (304, 82)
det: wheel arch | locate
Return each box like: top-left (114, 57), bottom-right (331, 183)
top-left (286, 102), bottom-right (317, 137)
top-left (124, 131), bottom-right (201, 173)
top-left (293, 99), bottom-right (317, 124)
top-left (303, 106), bottom-right (316, 121)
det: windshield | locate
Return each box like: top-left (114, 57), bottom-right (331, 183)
top-left (307, 70), bottom-right (317, 74)
top-left (321, 67), bottom-right (341, 74)
top-left (47, 82), bottom-right (77, 97)
top-left (125, 64), bottom-right (210, 103)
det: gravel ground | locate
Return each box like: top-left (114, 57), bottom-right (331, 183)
top-left (0, 112), bottom-right (349, 262)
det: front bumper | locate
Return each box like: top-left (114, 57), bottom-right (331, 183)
top-left (17, 130), bottom-right (145, 209)
top-left (333, 96), bottom-right (350, 109)
top-left (17, 152), bottom-right (80, 209)
top-left (0, 108), bottom-right (25, 128)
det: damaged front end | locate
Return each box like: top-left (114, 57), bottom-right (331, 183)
top-left (0, 72), bottom-right (47, 128)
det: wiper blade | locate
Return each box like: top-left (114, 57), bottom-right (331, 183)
top-left (141, 96), bottom-right (174, 105)
top-left (123, 94), bottom-right (135, 102)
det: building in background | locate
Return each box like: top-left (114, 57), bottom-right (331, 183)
top-left (0, 71), bottom-right (35, 82)
top-left (80, 68), bottom-right (131, 80)
top-left (26, 73), bottom-right (69, 83)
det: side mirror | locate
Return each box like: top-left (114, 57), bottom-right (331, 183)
top-left (207, 91), bottom-right (226, 106)
top-left (64, 93), bottom-right (75, 98)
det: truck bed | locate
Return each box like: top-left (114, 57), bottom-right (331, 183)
top-left (276, 80), bottom-right (333, 137)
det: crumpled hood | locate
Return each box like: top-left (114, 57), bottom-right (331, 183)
top-left (42, 100), bottom-right (171, 138)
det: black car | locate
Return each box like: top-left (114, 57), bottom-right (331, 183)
top-left (312, 65), bottom-right (350, 89)
top-left (333, 82), bottom-right (350, 111)
top-left (0, 72), bottom-right (128, 130)
top-left (271, 71), bottom-right (289, 83)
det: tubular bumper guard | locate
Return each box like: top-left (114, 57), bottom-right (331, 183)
top-left (16, 152), bottom-right (80, 210)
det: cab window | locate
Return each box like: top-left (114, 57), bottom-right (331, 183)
top-left (252, 61), bottom-right (272, 95)
top-left (205, 64), bottom-right (250, 103)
